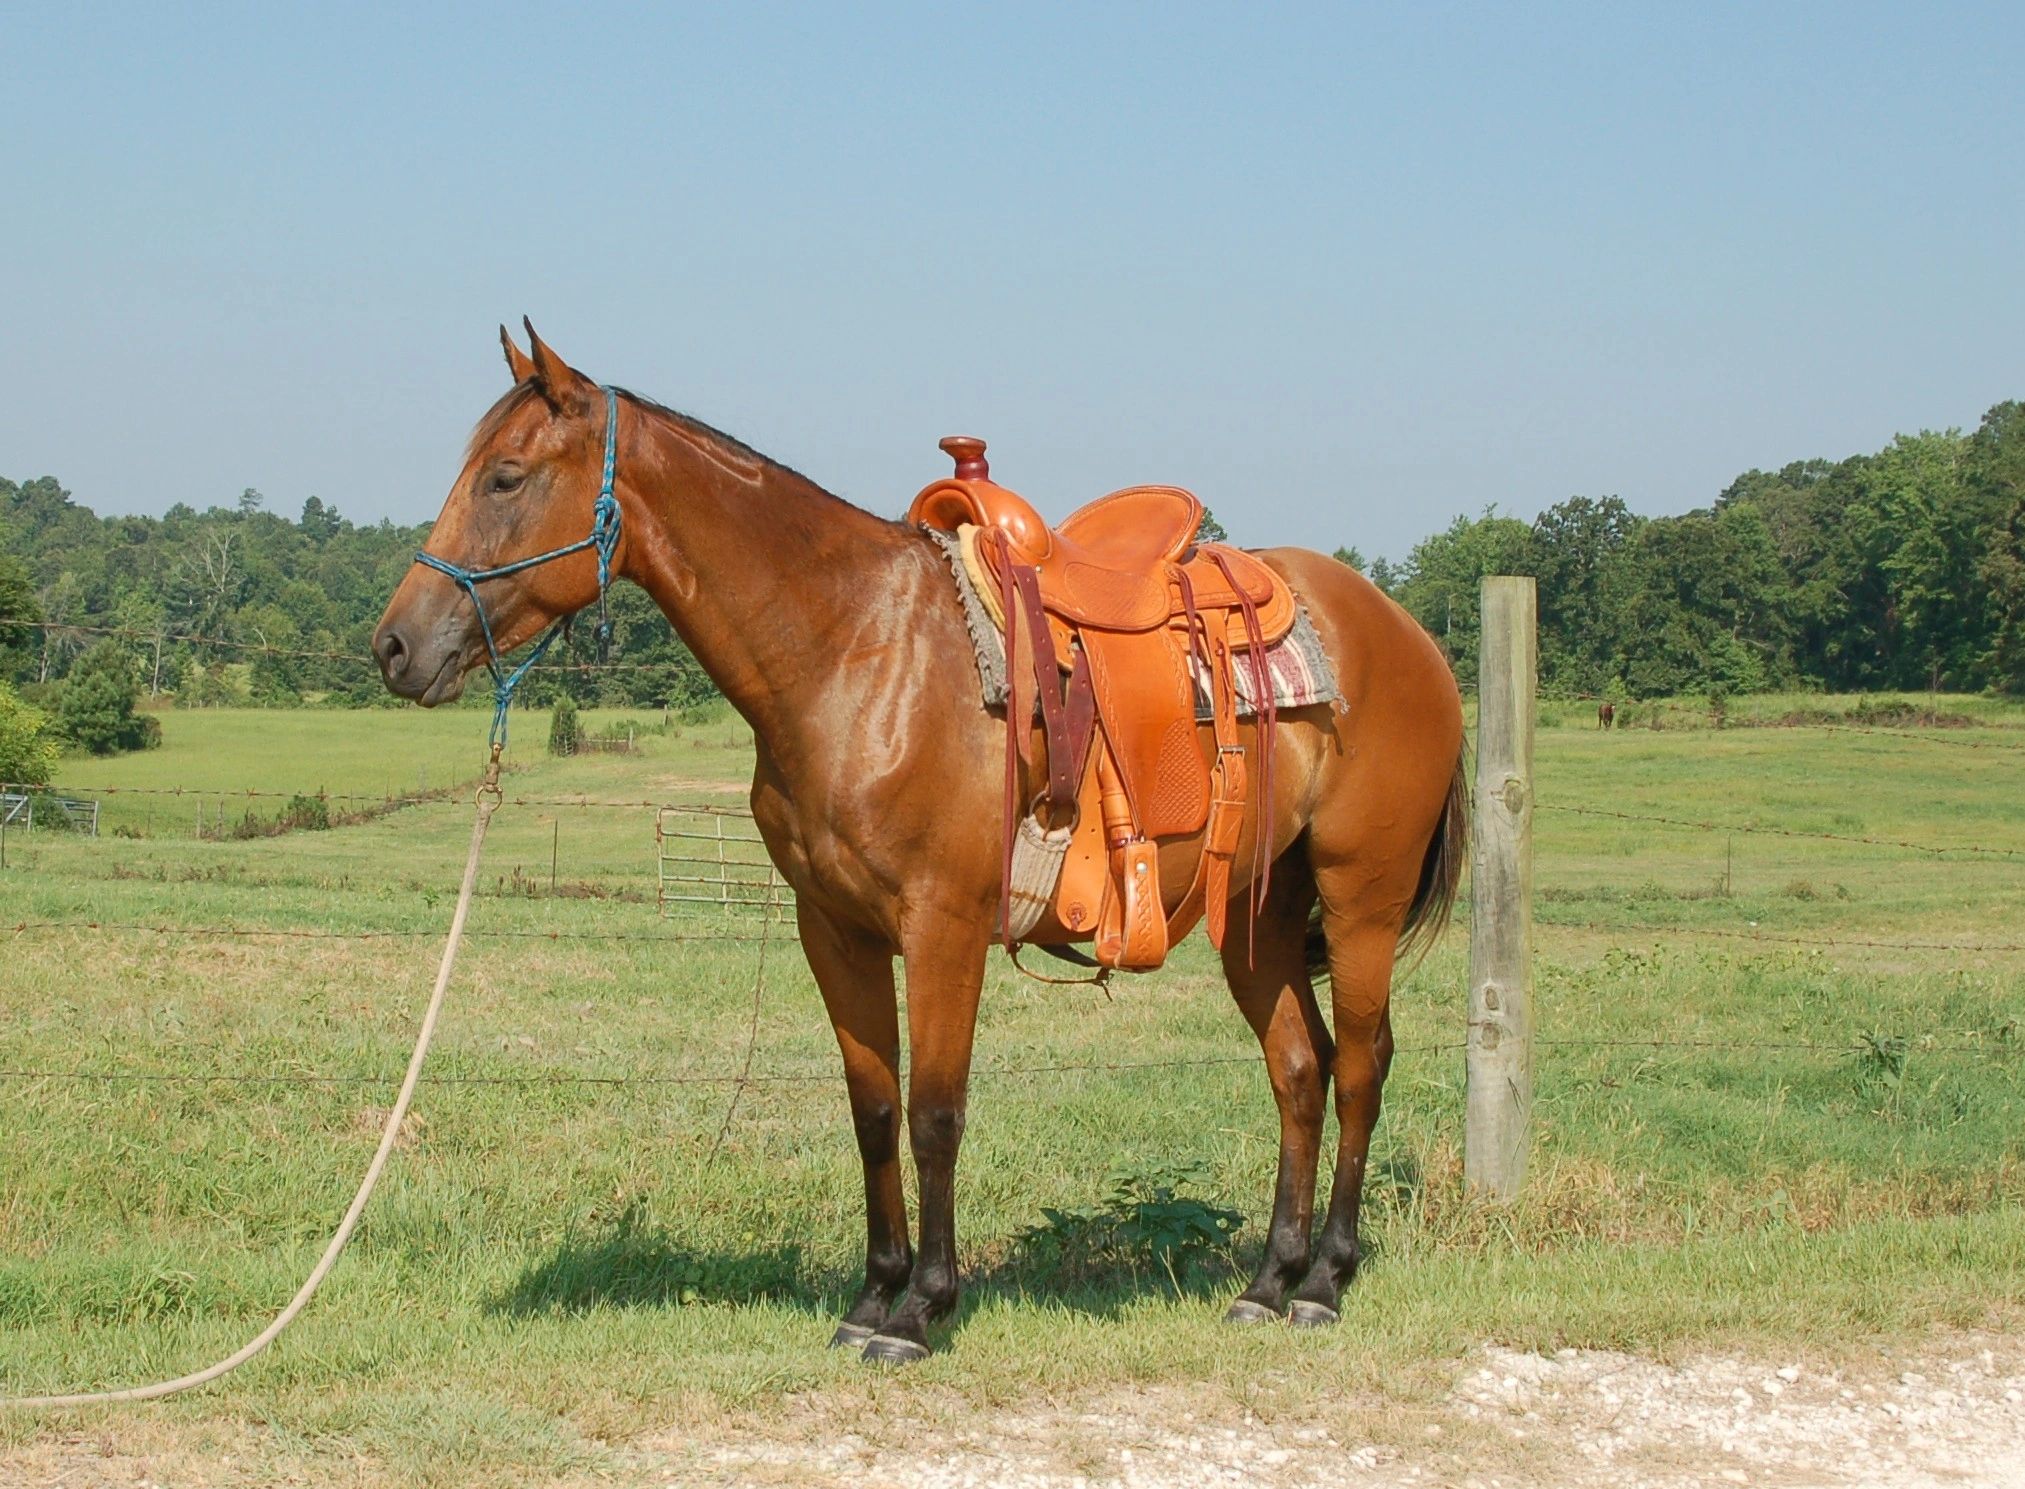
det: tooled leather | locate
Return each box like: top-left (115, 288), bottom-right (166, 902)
top-left (1117, 840), bottom-right (1168, 969)
top-left (1147, 717), bottom-right (1205, 829)
top-left (955, 521), bottom-right (1296, 659)
top-left (1054, 485), bottom-right (1201, 566)
top-left (1056, 560), bottom-right (1171, 630)
top-left (1084, 628), bottom-right (1208, 839)
top-left (915, 462), bottom-right (1295, 971)
top-left (909, 479), bottom-right (1054, 561)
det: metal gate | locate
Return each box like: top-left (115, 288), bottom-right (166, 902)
top-left (0, 793), bottom-right (98, 837)
top-left (655, 806), bottom-right (792, 920)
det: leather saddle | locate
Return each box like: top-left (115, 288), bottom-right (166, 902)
top-left (910, 436), bottom-right (1297, 971)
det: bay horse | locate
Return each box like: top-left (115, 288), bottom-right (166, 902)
top-left (373, 324), bottom-right (1465, 1362)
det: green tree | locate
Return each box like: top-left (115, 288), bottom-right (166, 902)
top-left (548, 694), bottom-right (581, 756)
top-left (0, 681), bottom-right (59, 784)
top-left (1969, 402), bottom-right (2025, 691)
top-left (52, 640), bottom-right (158, 755)
top-left (0, 552), bottom-right (39, 681)
top-left (299, 495), bottom-right (343, 542)
top-left (1530, 496), bottom-right (1641, 693)
top-left (1195, 508), bottom-right (1229, 545)
top-left (1390, 508), bottom-right (1537, 684)
top-left (1614, 506), bottom-right (1789, 697)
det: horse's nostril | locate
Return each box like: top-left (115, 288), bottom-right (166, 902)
top-left (375, 628), bottom-right (410, 679)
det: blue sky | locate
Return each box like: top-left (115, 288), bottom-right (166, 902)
top-left (3, 2), bottom-right (2019, 558)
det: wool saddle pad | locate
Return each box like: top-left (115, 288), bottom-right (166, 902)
top-left (926, 527), bottom-right (1341, 720)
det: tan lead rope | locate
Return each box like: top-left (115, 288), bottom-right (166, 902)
top-left (1, 753), bottom-right (506, 1411)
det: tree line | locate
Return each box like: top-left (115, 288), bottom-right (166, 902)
top-left (2, 397), bottom-right (2021, 766)
top-left (0, 479), bottom-right (718, 752)
top-left (1348, 400), bottom-right (2023, 697)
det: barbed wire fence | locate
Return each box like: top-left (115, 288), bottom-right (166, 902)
top-left (4, 611), bottom-right (2021, 1116)
top-left (3, 791), bottom-right (2020, 1100)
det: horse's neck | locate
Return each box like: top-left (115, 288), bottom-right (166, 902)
top-left (622, 408), bottom-right (908, 749)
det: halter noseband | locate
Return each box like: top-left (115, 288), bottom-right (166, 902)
top-left (410, 386), bottom-right (622, 748)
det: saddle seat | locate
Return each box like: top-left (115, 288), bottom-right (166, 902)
top-left (912, 441), bottom-right (1201, 630)
top-left (909, 435), bottom-right (1299, 973)
top-left (913, 438), bottom-right (1296, 646)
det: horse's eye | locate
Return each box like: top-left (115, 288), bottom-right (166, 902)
top-left (489, 467), bottom-right (525, 495)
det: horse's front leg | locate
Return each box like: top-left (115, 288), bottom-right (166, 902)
top-left (861, 913), bottom-right (989, 1365)
top-left (798, 901), bottom-right (912, 1349)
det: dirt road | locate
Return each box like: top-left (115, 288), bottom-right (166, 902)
top-left (671, 1332), bottom-right (2025, 1489)
top-left (7, 1332), bottom-right (2022, 1487)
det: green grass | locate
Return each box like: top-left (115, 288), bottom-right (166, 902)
top-left (1, 699), bottom-right (2021, 1483)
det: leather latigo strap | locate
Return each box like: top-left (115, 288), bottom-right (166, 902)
top-left (996, 531), bottom-right (1026, 946)
top-left (928, 439), bottom-right (1294, 972)
top-left (1207, 549), bottom-right (1277, 955)
top-left (1180, 567), bottom-right (1249, 952)
top-left (1010, 563), bottom-right (1095, 816)
top-left (994, 530), bottom-right (1100, 949)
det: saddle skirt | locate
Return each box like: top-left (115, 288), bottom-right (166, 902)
top-left (909, 436), bottom-right (1301, 972)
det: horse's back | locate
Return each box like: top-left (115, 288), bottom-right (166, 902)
top-left (1264, 546), bottom-right (1458, 716)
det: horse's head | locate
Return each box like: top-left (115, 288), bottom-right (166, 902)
top-left (373, 321), bottom-right (622, 705)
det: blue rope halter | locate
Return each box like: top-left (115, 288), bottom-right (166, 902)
top-left (411, 387), bottom-right (622, 749)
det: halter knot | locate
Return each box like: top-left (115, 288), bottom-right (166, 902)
top-left (409, 386), bottom-right (623, 748)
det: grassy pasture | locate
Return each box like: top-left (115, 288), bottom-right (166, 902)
top-left (1, 698), bottom-right (2022, 1484)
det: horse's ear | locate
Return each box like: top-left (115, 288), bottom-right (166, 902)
top-left (523, 317), bottom-right (597, 415)
top-left (499, 325), bottom-right (536, 385)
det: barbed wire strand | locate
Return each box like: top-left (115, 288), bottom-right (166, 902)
top-left (17, 782), bottom-right (2025, 858)
top-left (1539, 920), bottom-right (2025, 953)
top-left (0, 1053), bottom-right (1271, 1091)
top-left (1803, 723), bottom-right (2025, 752)
top-left (15, 915), bottom-right (2024, 956)
top-left (1537, 803), bottom-right (2025, 859)
top-left (2, 780), bottom-right (755, 813)
top-left (12, 617), bottom-right (691, 675)
top-left (8, 919), bottom-right (784, 945)
top-left (3, 1031), bottom-right (2011, 1096)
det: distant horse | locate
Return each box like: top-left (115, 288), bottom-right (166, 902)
top-left (374, 325), bottom-right (1465, 1362)
top-left (1598, 701), bottom-right (1616, 730)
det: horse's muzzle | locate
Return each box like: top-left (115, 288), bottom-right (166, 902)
top-left (372, 618), bottom-right (469, 705)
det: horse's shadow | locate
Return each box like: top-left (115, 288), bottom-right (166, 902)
top-left (484, 1205), bottom-right (828, 1318)
top-left (957, 1248), bottom-right (1242, 1324)
top-left (485, 1205), bottom-right (1247, 1325)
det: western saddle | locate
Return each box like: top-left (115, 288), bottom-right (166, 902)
top-left (910, 436), bottom-right (1298, 971)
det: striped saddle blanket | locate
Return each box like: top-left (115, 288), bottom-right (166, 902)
top-left (927, 528), bottom-right (1340, 720)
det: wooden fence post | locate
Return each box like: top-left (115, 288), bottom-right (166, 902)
top-left (1466, 575), bottom-right (1536, 1199)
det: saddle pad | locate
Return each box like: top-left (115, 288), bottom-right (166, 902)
top-left (928, 528), bottom-right (1341, 720)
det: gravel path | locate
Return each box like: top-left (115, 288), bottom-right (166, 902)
top-left (670, 1332), bottom-right (2025, 1489)
top-left (8, 1333), bottom-right (2022, 1487)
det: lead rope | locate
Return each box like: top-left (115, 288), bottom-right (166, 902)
top-left (1, 750), bottom-right (506, 1410)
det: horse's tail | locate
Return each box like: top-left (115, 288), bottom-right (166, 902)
top-left (1397, 746), bottom-right (1470, 966)
top-left (1305, 744), bottom-right (1469, 982)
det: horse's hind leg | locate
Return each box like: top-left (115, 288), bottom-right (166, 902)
top-left (799, 903), bottom-right (912, 1349)
top-left (1219, 848), bottom-right (1333, 1322)
top-left (1287, 903), bottom-right (1400, 1326)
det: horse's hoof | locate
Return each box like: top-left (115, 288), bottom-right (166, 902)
top-left (1222, 1299), bottom-right (1282, 1326)
top-left (860, 1333), bottom-right (932, 1366)
top-left (830, 1322), bottom-right (875, 1350)
top-left (1287, 1299), bottom-right (1340, 1329)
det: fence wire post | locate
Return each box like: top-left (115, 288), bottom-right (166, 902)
top-left (1466, 575), bottom-right (1536, 1199)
